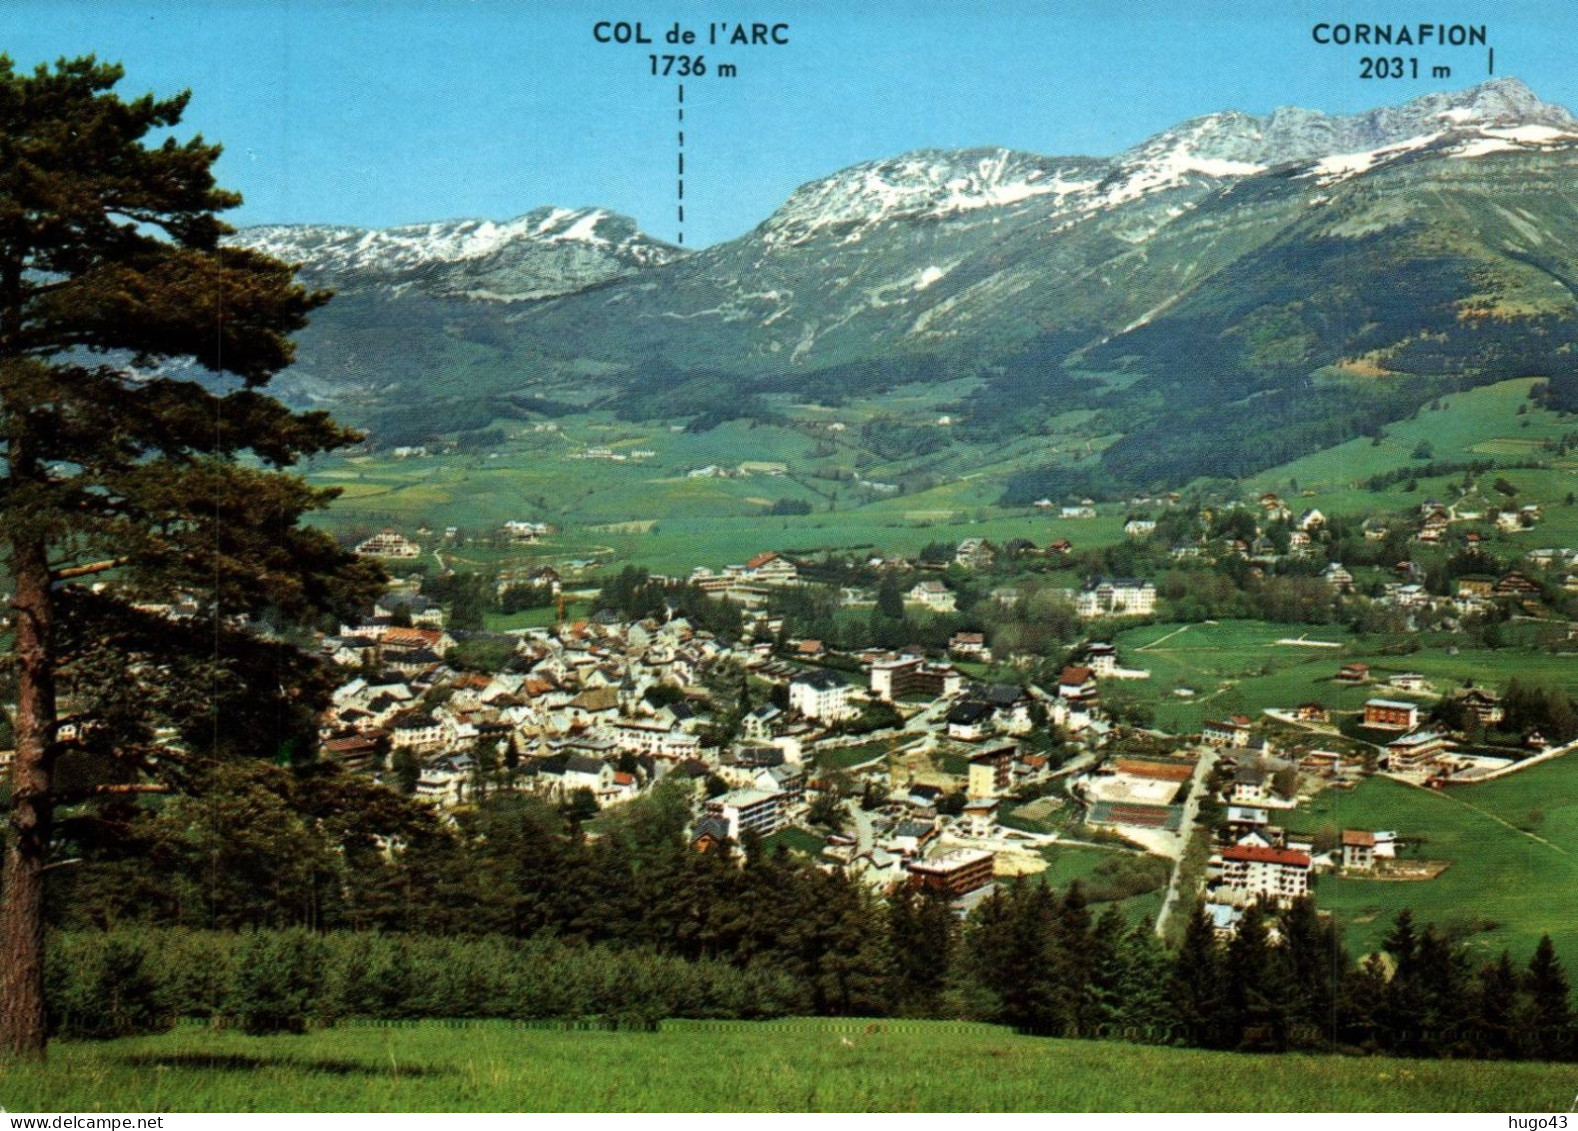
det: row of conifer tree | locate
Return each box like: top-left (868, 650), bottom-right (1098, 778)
top-left (37, 773), bottom-right (1576, 1060)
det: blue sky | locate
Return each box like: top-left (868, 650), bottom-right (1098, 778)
top-left (5, 1), bottom-right (1572, 246)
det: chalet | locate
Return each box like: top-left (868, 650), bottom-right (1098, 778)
top-left (1388, 673), bottom-right (1428, 693)
top-left (1321, 562), bottom-right (1354, 591)
top-left (1335, 663), bottom-right (1370, 685)
top-left (1364, 699), bottom-right (1420, 730)
top-left (906, 783), bottom-right (944, 810)
top-left (320, 733), bottom-right (382, 772)
top-left (1123, 519), bottom-right (1157, 538)
top-left (415, 754), bottom-right (473, 807)
top-left (1495, 571), bottom-right (1543, 599)
top-left (954, 539), bottom-right (995, 569)
top-left (1460, 688), bottom-right (1505, 725)
top-left (907, 580), bottom-right (957, 612)
top-left (1048, 539), bottom-right (1074, 555)
top-left (1203, 716), bottom-right (1253, 748)
top-left (1060, 504), bottom-right (1097, 519)
top-left (1229, 766), bottom-right (1270, 805)
top-left (537, 753), bottom-right (615, 800)
top-left (1058, 665), bottom-right (1099, 705)
top-left (1220, 844), bottom-right (1311, 902)
top-left (947, 700), bottom-right (995, 742)
top-left (1294, 702), bottom-right (1329, 723)
top-left (740, 704), bottom-right (782, 742)
top-left (1083, 642), bottom-right (1118, 675)
top-left (691, 815), bottom-right (733, 853)
top-left (1298, 508), bottom-right (1326, 531)
top-left (744, 552), bottom-right (799, 586)
top-left (381, 626), bottom-right (456, 658)
top-left (503, 520), bottom-right (548, 542)
top-left (949, 631), bottom-right (988, 657)
top-left (1341, 830), bottom-right (1377, 872)
top-left (374, 593), bottom-right (444, 627)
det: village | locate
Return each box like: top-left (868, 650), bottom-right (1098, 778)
top-left (309, 478), bottom-right (1578, 942)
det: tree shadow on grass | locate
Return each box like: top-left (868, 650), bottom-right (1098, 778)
top-left (119, 1053), bottom-right (449, 1078)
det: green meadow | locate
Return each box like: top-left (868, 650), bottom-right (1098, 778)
top-left (1111, 620), bottom-right (1578, 735)
top-left (3, 1018), bottom-right (1572, 1112)
top-left (1295, 753), bottom-right (1578, 960)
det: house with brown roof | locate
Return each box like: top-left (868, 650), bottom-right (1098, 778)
top-left (1341, 830), bottom-right (1377, 872)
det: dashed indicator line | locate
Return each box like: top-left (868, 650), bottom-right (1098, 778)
top-left (676, 82), bottom-right (685, 244)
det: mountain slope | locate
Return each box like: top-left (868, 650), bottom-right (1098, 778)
top-left (236, 79), bottom-right (1578, 495)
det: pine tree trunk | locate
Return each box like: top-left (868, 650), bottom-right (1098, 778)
top-left (0, 542), bottom-right (57, 1060)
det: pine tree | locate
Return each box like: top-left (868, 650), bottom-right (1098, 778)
top-left (1276, 896), bottom-right (1345, 1050)
top-left (1172, 904), bottom-right (1229, 1048)
top-left (0, 56), bottom-right (380, 1059)
top-left (1473, 951), bottom-right (1522, 1060)
top-left (1380, 909), bottom-right (1429, 1055)
top-left (1523, 934), bottom-right (1574, 1061)
top-left (1225, 901), bottom-right (1288, 1051)
top-left (1415, 925), bottom-right (1472, 1057)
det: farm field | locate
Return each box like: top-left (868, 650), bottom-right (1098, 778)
top-left (1245, 379), bottom-right (1578, 504)
top-left (1111, 620), bottom-right (1578, 735)
top-left (1293, 754), bottom-right (1578, 960)
top-left (4, 1018), bottom-right (1573, 1112)
top-left (302, 387), bottom-right (1132, 577)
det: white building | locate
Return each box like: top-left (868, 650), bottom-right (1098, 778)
top-left (906, 580), bottom-right (957, 612)
top-left (355, 530), bottom-right (420, 558)
top-left (707, 788), bottom-right (785, 840)
top-left (1075, 578), bottom-right (1156, 618)
top-left (1219, 844), bottom-right (1310, 903)
top-left (789, 670), bottom-right (856, 721)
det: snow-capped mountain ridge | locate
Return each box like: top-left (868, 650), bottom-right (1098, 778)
top-left (233, 205), bottom-right (683, 301)
top-left (756, 78), bottom-right (1578, 246)
top-left (232, 79), bottom-right (1578, 306)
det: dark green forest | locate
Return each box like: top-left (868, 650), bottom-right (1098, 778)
top-left (25, 763), bottom-right (1577, 1062)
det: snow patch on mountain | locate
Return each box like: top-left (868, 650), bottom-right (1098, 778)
top-left (760, 148), bottom-right (1105, 247)
top-left (232, 205), bottom-right (682, 301)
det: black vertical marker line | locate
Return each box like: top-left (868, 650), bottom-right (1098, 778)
top-left (1489, 47), bottom-right (1495, 74)
top-left (677, 82), bottom-right (685, 244)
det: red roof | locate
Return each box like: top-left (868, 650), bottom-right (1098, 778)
top-left (613, 771), bottom-right (636, 786)
top-left (1341, 830), bottom-right (1376, 848)
top-left (746, 552), bottom-right (780, 569)
top-left (1060, 665), bottom-right (1094, 684)
top-left (1223, 845), bottom-right (1311, 868)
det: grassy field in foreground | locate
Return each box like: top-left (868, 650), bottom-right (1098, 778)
top-left (3, 1018), bottom-right (1575, 1112)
